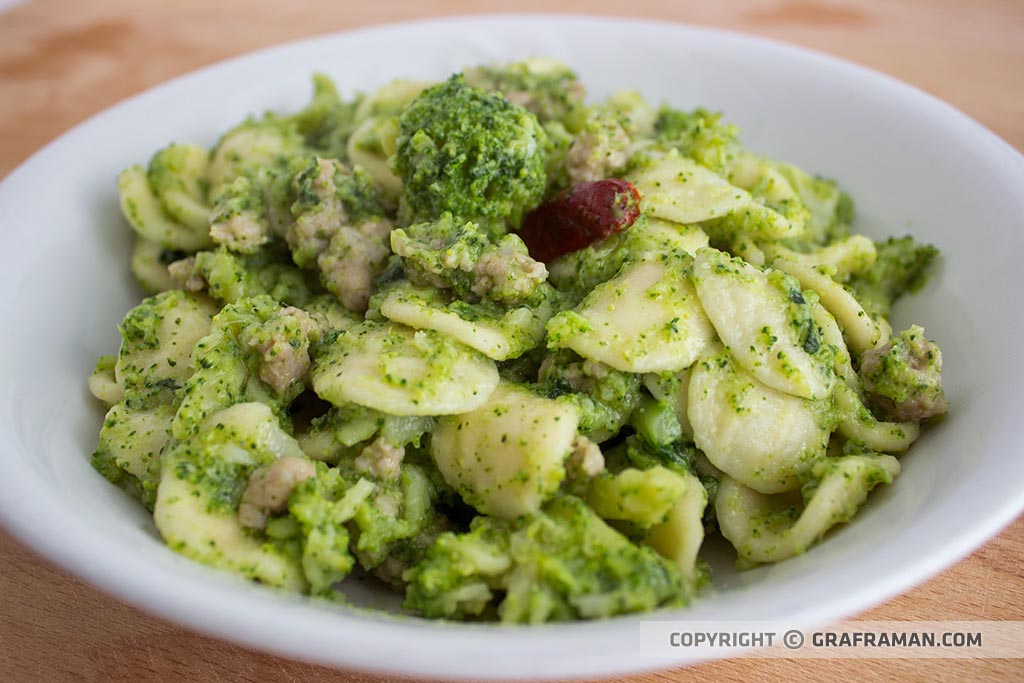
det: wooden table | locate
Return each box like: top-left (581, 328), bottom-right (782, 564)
top-left (1, 1), bottom-right (1022, 681)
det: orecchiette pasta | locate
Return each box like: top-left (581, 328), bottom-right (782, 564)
top-left (835, 382), bottom-right (921, 452)
top-left (379, 283), bottom-right (552, 361)
top-left (629, 150), bottom-right (750, 225)
top-left (431, 383), bottom-right (579, 518)
top-left (769, 255), bottom-right (887, 355)
top-left (546, 253), bottom-right (714, 373)
top-left (644, 470), bottom-right (707, 580)
top-left (716, 454), bottom-right (900, 563)
top-left (688, 343), bottom-right (831, 494)
top-left (691, 247), bottom-right (834, 400)
top-left (311, 321), bottom-right (500, 416)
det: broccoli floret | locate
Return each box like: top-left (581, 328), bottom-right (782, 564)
top-left (402, 512), bottom-right (512, 619)
top-left (615, 434), bottom-right (697, 479)
top-left (392, 75), bottom-right (549, 234)
top-left (284, 157), bottom-right (393, 312)
top-left (632, 395), bottom-right (683, 449)
top-left (289, 459), bottom-right (448, 595)
top-left (185, 245), bottom-right (319, 307)
top-left (209, 175), bottom-right (271, 254)
top-left (298, 402), bottom-right (434, 464)
top-left (538, 350), bottom-right (641, 441)
top-left (287, 73), bottom-right (362, 159)
top-left (390, 212), bottom-right (548, 305)
top-left (586, 466), bottom-right (689, 528)
top-left (847, 236), bottom-right (939, 319)
top-left (290, 156), bottom-right (385, 232)
top-left (289, 468), bottom-right (372, 595)
top-left (651, 106), bottom-right (741, 175)
top-left (463, 58), bottom-right (586, 127)
top-left (403, 495), bottom-right (685, 622)
top-left (172, 296), bottom-right (319, 439)
top-left (858, 325), bottom-right (948, 422)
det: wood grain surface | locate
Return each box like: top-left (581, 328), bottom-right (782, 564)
top-left (1, 1), bottom-right (1022, 681)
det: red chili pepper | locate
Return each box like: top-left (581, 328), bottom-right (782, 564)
top-left (518, 179), bottom-right (641, 262)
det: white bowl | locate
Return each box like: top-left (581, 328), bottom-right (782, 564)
top-left (1, 15), bottom-right (1022, 681)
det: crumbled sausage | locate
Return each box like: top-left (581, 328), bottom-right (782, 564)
top-left (565, 116), bottom-right (630, 186)
top-left (286, 158), bottom-right (349, 267)
top-left (248, 308), bottom-right (318, 394)
top-left (566, 435), bottom-right (605, 478)
top-left (238, 456), bottom-right (316, 529)
top-left (353, 437), bottom-right (405, 481)
top-left (538, 355), bottom-right (611, 393)
top-left (472, 235), bottom-right (548, 303)
top-left (167, 256), bottom-right (206, 292)
top-left (210, 212), bottom-right (267, 253)
top-left (317, 218), bottom-right (393, 312)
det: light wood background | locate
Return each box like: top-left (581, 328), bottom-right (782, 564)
top-left (1, 1), bottom-right (1022, 681)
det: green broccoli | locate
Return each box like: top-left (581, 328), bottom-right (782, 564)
top-left (288, 459), bottom-right (448, 596)
top-left (392, 75), bottom-right (549, 234)
top-left (619, 396), bottom-right (721, 537)
top-left (390, 212), bottom-right (548, 305)
top-left (462, 58), bottom-right (586, 127)
top-left (297, 402), bottom-right (434, 464)
top-left (287, 73), bottom-right (363, 159)
top-left (650, 106), bottom-right (741, 175)
top-left (288, 467), bottom-right (373, 595)
top-left (632, 395), bottom-right (684, 450)
top-left (172, 295), bottom-right (319, 439)
top-left (184, 245), bottom-right (320, 307)
top-left (403, 495), bottom-right (685, 622)
top-left (538, 349), bottom-right (641, 441)
top-left (847, 236), bottom-right (939, 319)
top-left (604, 433), bottom-right (719, 553)
top-left (585, 466), bottom-right (689, 528)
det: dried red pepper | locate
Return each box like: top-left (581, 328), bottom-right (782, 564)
top-left (518, 178), bottom-right (641, 262)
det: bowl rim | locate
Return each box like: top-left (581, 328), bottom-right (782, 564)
top-left (1, 13), bottom-right (1022, 681)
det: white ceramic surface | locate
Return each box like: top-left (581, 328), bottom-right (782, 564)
top-left (1, 15), bottom-right (1023, 681)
